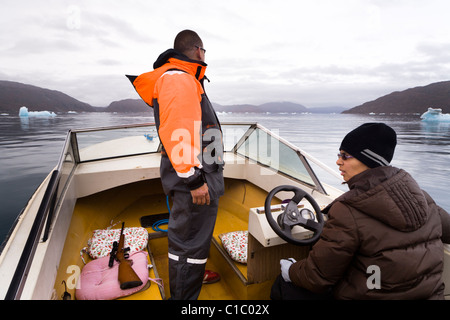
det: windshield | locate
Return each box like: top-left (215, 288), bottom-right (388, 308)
top-left (70, 122), bottom-right (322, 191)
top-left (235, 126), bottom-right (315, 187)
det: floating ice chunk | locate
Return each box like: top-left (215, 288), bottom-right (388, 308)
top-left (19, 106), bottom-right (56, 117)
top-left (420, 108), bottom-right (450, 122)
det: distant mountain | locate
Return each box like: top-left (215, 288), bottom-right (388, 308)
top-left (105, 99), bottom-right (153, 113)
top-left (105, 100), bottom-right (346, 114)
top-left (0, 80), bottom-right (94, 113)
top-left (344, 81), bottom-right (450, 114)
top-left (0, 80), bottom-right (348, 114)
top-left (213, 101), bottom-right (308, 113)
top-left (257, 101), bottom-right (309, 113)
top-left (4, 79), bottom-right (450, 116)
top-left (104, 100), bottom-right (341, 114)
top-left (213, 101), bottom-right (347, 114)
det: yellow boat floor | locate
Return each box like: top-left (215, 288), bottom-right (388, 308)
top-left (54, 178), bottom-right (277, 300)
top-left (120, 241), bottom-right (240, 300)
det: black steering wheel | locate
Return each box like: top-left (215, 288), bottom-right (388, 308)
top-left (265, 185), bottom-right (324, 246)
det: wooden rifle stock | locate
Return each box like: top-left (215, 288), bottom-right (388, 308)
top-left (111, 222), bottom-right (143, 290)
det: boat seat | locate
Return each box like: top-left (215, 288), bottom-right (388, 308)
top-left (219, 230), bottom-right (248, 264)
top-left (75, 251), bottom-right (150, 300)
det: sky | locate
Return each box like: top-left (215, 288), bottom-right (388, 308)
top-left (2, 0), bottom-right (450, 108)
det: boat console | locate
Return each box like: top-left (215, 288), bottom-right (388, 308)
top-left (224, 184), bottom-right (325, 287)
top-left (248, 203), bottom-right (314, 247)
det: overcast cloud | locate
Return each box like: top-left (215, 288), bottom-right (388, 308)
top-left (2, 0), bottom-right (450, 108)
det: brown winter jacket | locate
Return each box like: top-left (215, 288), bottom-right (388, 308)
top-left (289, 166), bottom-right (449, 299)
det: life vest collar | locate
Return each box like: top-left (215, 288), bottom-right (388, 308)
top-left (131, 52), bottom-right (207, 107)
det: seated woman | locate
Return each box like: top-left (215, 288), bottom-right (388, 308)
top-left (272, 123), bottom-right (450, 300)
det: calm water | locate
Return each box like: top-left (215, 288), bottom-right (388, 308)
top-left (1, 111), bottom-right (449, 244)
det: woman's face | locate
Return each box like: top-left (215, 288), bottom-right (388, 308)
top-left (336, 150), bottom-right (370, 182)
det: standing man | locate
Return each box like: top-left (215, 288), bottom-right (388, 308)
top-left (128, 30), bottom-right (224, 299)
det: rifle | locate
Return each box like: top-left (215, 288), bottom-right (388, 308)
top-left (109, 222), bottom-right (143, 290)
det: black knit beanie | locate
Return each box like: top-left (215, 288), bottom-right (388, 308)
top-left (339, 123), bottom-right (397, 168)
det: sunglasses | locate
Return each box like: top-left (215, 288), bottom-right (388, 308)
top-left (195, 45), bottom-right (206, 53)
top-left (337, 153), bottom-right (354, 160)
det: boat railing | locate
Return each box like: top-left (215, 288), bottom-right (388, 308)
top-left (4, 130), bottom-right (75, 299)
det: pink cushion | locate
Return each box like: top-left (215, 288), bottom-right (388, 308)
top-left (76, 251), bottom-right (149, 300)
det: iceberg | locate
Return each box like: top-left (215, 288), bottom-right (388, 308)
top-left (420, 108), bottom-right (450, 122)
top-left (19, 106), bottom-right (56, 118)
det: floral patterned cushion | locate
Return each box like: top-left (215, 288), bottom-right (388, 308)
top-left (80, 226), bottom-right (148, 264)
top-left (219, 231), bottom-right (248, 264)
